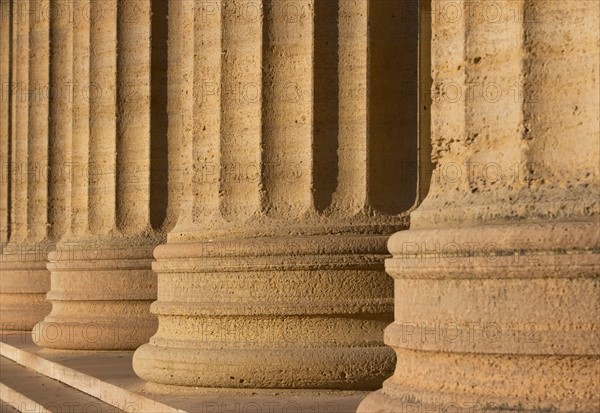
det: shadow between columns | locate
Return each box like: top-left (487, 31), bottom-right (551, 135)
top-left (150, 0), bottom-right (169, 230)
top-left (368, 0), bottom-right (419, 214)
top-left (313, 0), bottom-right (340, 212)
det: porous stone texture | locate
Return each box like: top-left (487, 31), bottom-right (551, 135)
top-left (3, 0), bottom-right (595, 404)
top-left (132, 0), bottom-right (419, 389)
top-left (32, 0), bottom-right (174, 350)
top-left (359, 0), bottom-right (600, 411)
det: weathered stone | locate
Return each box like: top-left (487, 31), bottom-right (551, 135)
top-left (33, 0), bottom-right (172, 350)
top-left (132, 0), bottom-right (419, 389)
top-left (1, 0), bottom-right (55, 331)
top-left (359, 0), bottom-right (600, 411)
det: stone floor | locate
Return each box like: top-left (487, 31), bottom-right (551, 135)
top-left (0, 332), bottom-right (368, 413)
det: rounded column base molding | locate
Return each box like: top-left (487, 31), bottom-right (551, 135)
top-left (34, 241), bottom-right (159, 350)
top-left (134, 345), bottom-right (395, 390)
top-left (357, 351), bottom-right (599, 413)
top-left (0, 250), bottom-right (51, 330)
top-left (33, 301), bottom-right (157, 350)
top-left (0, 293), bottom-right (51, 331)
top-left (133, 234), bottom-right (397, 389)
top-left (365, 353), bottom-right (599, 411)
top-left (358, 220), bottom-right (599, 412)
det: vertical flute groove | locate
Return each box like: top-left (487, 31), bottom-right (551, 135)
top-left (192, 0), bottom-right (221, 220)
top-left (0, 0), bottom-right (12, 243)
top-left (150, 0), bottom-right (169, 230)
top-left (312, 0), bottom-right (339, 213)
top-left (367, 0), bottom-right (418, 214)
top-left (116, 0), bottom-right (151, 234)
top-left (27, 0), bottom-right (49, 242)
top-left (88, 0), bottom-right (117, 235)
top-left (218, 0), bottom-right (262, 222)
top-left (71, 0), bottom-right (90, 235)
top-left (261, 0), bottom-right (314, 218)
top-left (48, 0), bottom-right (72, 241)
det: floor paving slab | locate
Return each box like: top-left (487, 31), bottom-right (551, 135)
top-left (0, 356), bottom-right (126, 412)
top-left (0, 332), bottom-right (367, 413)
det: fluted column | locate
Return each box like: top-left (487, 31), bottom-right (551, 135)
top-left (0, 0), bottom-right (56, 331)
top-left (0, 0), bottom-right (10, 245)
top-left (34, 0), bottom-right (171, 350)
top-left (359, 1), bottom-right (599, 411)
top-left (133, 0), bottom-right (419, 389)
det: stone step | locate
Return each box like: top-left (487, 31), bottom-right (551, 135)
top-left (0, 332), bottom-right (182, 413)
top-left (0, 356), bottom-right (125, 412)
top-left (1, 400), bottom-right (21, 413)
top-left (0, 332), bottom-right (366, 413)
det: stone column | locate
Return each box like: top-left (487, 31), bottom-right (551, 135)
top-left (33, 0), bottom-right (171, 350)
top-left (133, 0), bottom-right (418, 389)
top-left (0, 0), bottom-right (11, 245)
top-left (0, 0), bottom-right (56, 331)
top-left (359, 0), bottom-right (599, 411)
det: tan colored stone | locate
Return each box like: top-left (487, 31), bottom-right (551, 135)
top-left (1, 0), bottom-right (53, 331)
top-left (1, 332), bottom-right (367, 413)
top-left (0, 0), bottom-right (9, 245)
top-left (2, 0), bottom-right (593, 404)
top-left (359, 1), bottom-right (600, 411)
top-left (33, 0), bottom-right (173, 350)
top-left (132, 0), bottom-right (419, 389)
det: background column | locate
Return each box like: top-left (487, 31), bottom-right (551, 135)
top-left (0, 0), bottom-right (58, 331)
top-left (34, 0), bottom-right (172, 350)
top-left (0, 0), bottom-right (11, 245)
top-left (359, 0), bottom-right (599, 411)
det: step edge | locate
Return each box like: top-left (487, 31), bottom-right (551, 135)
top-left (0, 341), bottom-right (187, 413)
top-left (0, 381), bottom-right (52, 413)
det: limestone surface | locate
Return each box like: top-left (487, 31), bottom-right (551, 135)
top-left (359, 0), bottom-right (600, 411)
top-left (132, 0), bottom-right (419, 389)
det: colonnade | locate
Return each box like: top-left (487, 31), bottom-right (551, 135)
top-left (0, 1), bottom-right (597, 410)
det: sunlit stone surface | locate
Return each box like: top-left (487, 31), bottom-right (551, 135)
top-left (359, 1), bottom-right (600, 411)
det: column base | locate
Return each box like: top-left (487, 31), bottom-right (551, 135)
top-left (133, 235), bottom-right (397, 389)
top-left (33, 241), bottom-right (158, 350)
top-left (357, 390), bottom-right (403, 413)
top-left (358, 352), bottom-right (599, 412)
top-left (359, 220), bottom-right (600, 412)
top-left (134, 344), bottom-right (395, 389)
top-left (0, 293), bottom-right (51, 331)
top-left (0, 249), bottom-right (51, 331)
